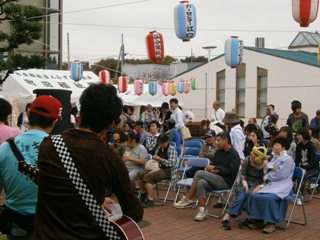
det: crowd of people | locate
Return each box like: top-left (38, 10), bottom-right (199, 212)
top-left (0, 88), bottom-right (319, 238)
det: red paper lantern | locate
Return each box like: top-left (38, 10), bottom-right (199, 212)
top-left (146, 30), bottom-right (164, 63)
top-left (134, 79), bottom-right (144, 96)
top-left (118, 76), bottom-right (127, 93)
top-left (98, 69), bottom-right (111, 85)
top-left (292, 0), bottom-right (319, 27)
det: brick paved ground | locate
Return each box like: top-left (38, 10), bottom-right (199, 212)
top-left (139, 187), bottom-right (320, 240)
top-left (1, 187), bottom-right (319, 239)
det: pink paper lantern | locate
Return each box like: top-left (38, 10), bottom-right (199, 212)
top-left (162, 82), bottom-right (170, 96)
top-left (184, 80), bottom-right (190, 93)
top-left (134, 79), bottom-right (144, 95)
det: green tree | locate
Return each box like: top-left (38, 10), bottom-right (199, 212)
top-left (0, 1), bottom-right (46, 85)
top-left (90, 58), bottom-right (119, 79)
top-left (180, 56), bottom-right (207, 63)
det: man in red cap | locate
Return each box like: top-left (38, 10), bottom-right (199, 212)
top-left (0, 95), bottom-right (62, 239)
top-left (32, 83), bottom-right (143, 239)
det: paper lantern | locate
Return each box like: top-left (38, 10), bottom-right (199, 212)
top-left (134, 79), bottom-right (144, 95)
top-left (118, 76), bottom-right (127, 93)
top-left (191, 78), bottom-right (197, 90)
top-left (184, 80), bottom-right (190, 93)
top-left (70, 60), bottom-right (83, 81)
top-left (177, 81), bottom-right (185, 93)
top-left (170, 82), bottom-right (176, 96)
top-left (146, 30), bottom-right (164, 63)
top-left (162, 82), bottom-right (170, 96)
top-left (149, 82), bottom-right (157, 95)
top-left (174, 1), bottom-right (197, 42)
top-left (225, 36), bottom-right (243, 68)
top-left (292, 0), bottom-right (319, 27)
top-left (98, 69), bottom-right (111, 85)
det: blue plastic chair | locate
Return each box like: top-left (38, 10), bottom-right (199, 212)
top-left (306, 153), bottom-right (320, 202)
top-left (183, 140), bottom-right (203, 148)
top-left (169, 142), bottom-right (176, 147)
top-left (205, 165), bottom-right (242, 218)
top-left (285, 167), bottom-right (307, 227)
top-left (146, 154), bottom-right (152, 161)
top-left (261, 139), bottom-right (270, 148)
top-left (174, 158), bottom-right (210, 204)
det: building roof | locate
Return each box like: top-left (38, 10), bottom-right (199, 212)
top-left (244, 46), bottom-right (320, 68)
top-left (288, 31), bottom-right (320, 49)
top-left (172, 45), bottom-right (320, 79)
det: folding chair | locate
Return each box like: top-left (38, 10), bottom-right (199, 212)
top-left (169, 142), bottom-right (176, 147)
top-left (285, 167), bottom-right (307, 228)
top-left (261, 139), bottom-right (270, 148)
top-left (205, 165), bottom-right (242, 218)
top-left (183, 140), bottom-right (204, 148)
top-left (186, 139), bottom-right (205, 146)
top-left (147, 154), bottom-right (152, 161)
top-left (154, 155), bottom-right (180, 205)
top-left (173, 158), bottom-right (210, 204)
top-left (305, 153), bottom-right (320, 202)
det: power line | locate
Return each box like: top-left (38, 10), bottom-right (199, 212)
top-left (19, 0), bottom-right (150, 21)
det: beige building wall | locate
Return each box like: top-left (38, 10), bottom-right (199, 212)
top-left (172, 48), bottom-right (320, 128)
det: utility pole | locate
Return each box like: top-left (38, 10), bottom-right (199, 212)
top-left (191, 48), bottom-right (193, 63)
top-left (67, 33), bottom-right (70, 70)
top-left (202, 46), bottom-right (217, 119)
top-left (115, 34), bottom-right (125, 78)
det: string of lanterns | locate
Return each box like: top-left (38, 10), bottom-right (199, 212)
top-left (71, 0), bottom-right (317, 97)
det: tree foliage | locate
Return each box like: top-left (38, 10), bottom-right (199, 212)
top-left (180, 56), bottom-right (207, 63)
top-left (0, 1), bottom-right (46, 85)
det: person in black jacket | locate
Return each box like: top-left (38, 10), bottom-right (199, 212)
top-left (159, 102), bottom-right (172, 133)
top-left (173, 131), bottom-right (240, 221)
top-left (295, 127), bottom-right (319, 203)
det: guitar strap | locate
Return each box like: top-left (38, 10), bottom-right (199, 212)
top-left (7, 137), bottom-right (24, 163)
top-left (7, 138), bottom-right (39, 185)
top-left (51, 135), bottom-right (120, 240)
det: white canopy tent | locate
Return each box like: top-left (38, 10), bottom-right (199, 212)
top-left (2, 69), bottom-right (183, 117)
top-left (2, 69), bottom-right (99, 104)
top-left (119, 83), bottom-right (182, 107)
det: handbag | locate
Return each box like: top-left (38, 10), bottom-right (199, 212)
top-left (0, 205), bottom-right (11, 234)
top-left (145, 159), bottom-right (160, 172)
top-left (181, 126), bottom-right (192, 140)
top-left (264, 123), bottom-right (280, 136)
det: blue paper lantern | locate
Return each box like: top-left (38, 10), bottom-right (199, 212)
top-left (70, 60), bottom-right (83, 81)
top-left (177, 81), bottom-right (185, 93)
top-left (149, 82), bottom-right (157, 96)
top-left (225, 36), bottom-right (244, 68)
top-left (174, 1), bottom-right (197, 42)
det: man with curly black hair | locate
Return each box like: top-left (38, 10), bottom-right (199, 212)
top-left (33, 83), bottom-right (143, 239)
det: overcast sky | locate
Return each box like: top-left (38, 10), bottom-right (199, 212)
top-left (62, 0), bottom-right (320, 64)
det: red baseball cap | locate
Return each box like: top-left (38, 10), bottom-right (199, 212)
top-left (30, 95), bottom-right (63, 119)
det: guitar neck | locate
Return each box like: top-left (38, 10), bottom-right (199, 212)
top-left (18, 160), bottom-right (39, 184)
